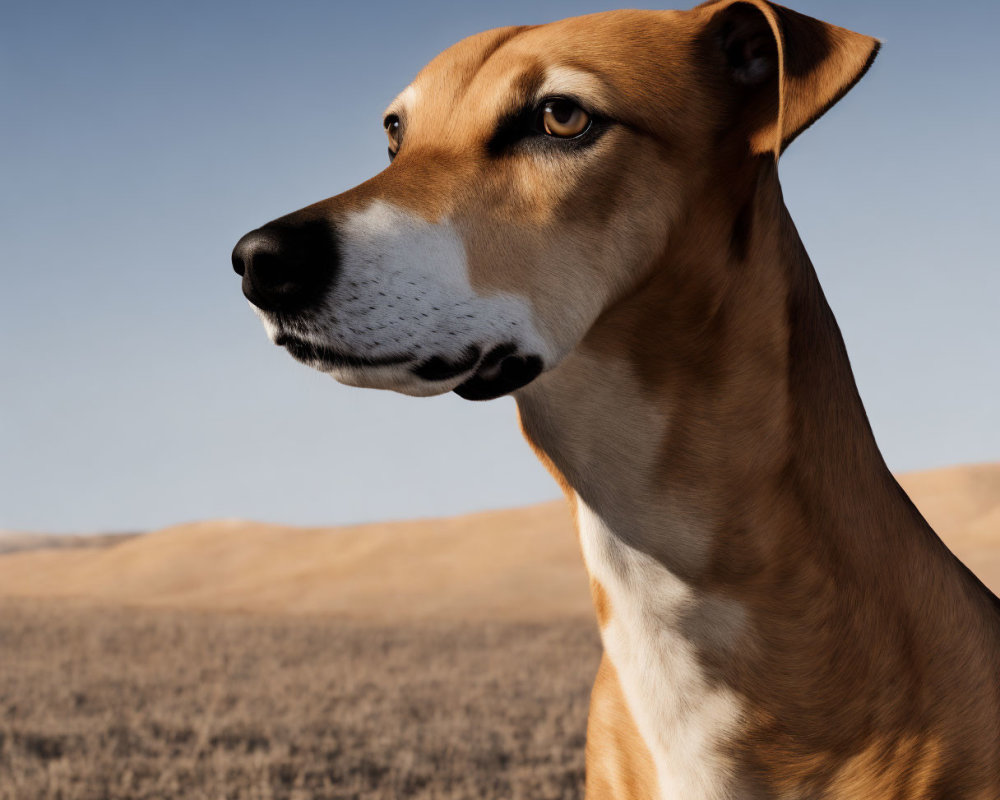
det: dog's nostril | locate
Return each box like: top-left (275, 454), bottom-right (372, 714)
top-left (231, 221), bottom-right (339, 314)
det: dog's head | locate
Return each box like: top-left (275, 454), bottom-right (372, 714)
top-left (233, 0), bottom-right (877, 400)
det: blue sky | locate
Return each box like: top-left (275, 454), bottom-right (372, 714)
top-left (1, 0), bottom-right (998, 533)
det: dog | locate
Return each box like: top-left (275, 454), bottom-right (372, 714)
top-left (233, 1), bottom-right (1000, 797)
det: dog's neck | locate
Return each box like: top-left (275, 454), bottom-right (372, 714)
top-left (516, 158), bottom-right (1000, 793)
top-left (518, 157), bottom-right (903, 581)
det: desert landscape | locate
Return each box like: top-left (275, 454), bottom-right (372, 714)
top-left (1, 464), bottom-right (998, 799)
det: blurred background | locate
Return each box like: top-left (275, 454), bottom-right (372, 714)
top-left (2, 0), bottom-right (998, 534)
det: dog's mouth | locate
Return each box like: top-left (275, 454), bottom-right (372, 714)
top-left (274, 334), bottom-right (542, 401)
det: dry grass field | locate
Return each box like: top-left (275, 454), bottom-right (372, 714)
top-left (0, 602), bottom-right (600, 800)
top-left (1, 463), bottom-right (997, 799)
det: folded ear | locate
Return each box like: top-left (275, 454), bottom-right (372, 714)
top-left (701, 0), bottom-right (880, 157)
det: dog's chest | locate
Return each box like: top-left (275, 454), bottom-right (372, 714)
top-left (576, 498), bottom-right (745, 800)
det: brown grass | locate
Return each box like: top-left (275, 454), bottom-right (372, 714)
top-left (1, 463), bottom-right (996, 798)
top-left (0, 600), bottom-right (600, 800)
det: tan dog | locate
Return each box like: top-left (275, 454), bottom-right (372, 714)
top-left (232, 1), bottom-right (1000, 797)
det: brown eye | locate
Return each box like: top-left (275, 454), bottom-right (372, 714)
top-left (384, 114), bottom-right (401, 154)
top-left (542, 99), bottom-right (590, 138)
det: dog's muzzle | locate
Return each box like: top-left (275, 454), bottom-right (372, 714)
top-left (232, 218), bottom-right (544, 400)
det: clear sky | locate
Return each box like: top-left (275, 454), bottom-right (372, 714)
top-left (2, 0), bottom-right (998, 534)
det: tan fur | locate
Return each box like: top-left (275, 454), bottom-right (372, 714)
top-left (589, 575), bottom-right (613, 630)
top-left (255, 2), bottom-right (1000, 796)
top-left (586, 655), bottom-right (660, 799)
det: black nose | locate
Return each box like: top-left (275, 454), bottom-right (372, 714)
top-left (231, 219), bottom-right (338, 313)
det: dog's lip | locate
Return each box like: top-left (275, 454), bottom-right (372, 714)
top-left (274, 334), bottom-right (414, 370)
top-left (410, 343), bottom-right (519, 384)
top-left (454, 344), bottom-right (543, 401)
top-left (411, 345), bottom-right (482, 382)
top-left (274, 334), bottom-right (540, 397)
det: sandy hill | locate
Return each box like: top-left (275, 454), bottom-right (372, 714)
top-left (0, 503), bottom-right (586, 620)
top-left (0, 464), bottom-right (997, 621)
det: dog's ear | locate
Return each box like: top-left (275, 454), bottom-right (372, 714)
top-left (702, 0), bottom-right (880, 156)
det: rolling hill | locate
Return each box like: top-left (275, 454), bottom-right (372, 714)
top-left (0, 463), bottom-right (997, 620)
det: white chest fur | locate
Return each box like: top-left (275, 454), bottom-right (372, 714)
top-left (576, 497), bottom-right (745, 800)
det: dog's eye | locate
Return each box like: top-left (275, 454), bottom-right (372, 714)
top-left (384, 114), bottom-right (402, 158)
top-left (488, 96), bottom-right (603, 156)
top-left (541, 99), bottom-right (590, 138)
